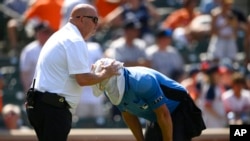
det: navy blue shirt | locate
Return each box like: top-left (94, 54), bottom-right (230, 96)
top-left (116, 67), bottom-right (187, 122)
top-left (122, 2), bottom-right (150, 34)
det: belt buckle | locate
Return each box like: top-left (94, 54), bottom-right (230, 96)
top-left (59, 97), bottom-right (64, 103)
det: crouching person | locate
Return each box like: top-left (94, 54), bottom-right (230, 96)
top-left (92, 58), bottom-right (206, 141)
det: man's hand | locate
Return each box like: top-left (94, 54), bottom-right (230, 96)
top-left (100, 59), bottom-right (121, 79)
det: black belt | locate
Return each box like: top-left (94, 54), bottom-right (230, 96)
top-left (33, 91), bottom-right (71, 109)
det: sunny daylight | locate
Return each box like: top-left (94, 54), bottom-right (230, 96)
top-left (0, 0), bottom-right (250, 141)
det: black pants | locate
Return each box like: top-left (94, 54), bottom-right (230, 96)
top-left (145, 85), bottom-right (206, 141)
top-left (144, 104), bottom-right (192, 141)
top-left (26, 94), bottom-right (72, 141)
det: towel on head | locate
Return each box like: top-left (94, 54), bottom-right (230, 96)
top-left (91, 58), bottom-right (125, 105)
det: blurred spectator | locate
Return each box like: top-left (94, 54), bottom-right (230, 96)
top-left (172, 26), bottom-right (191, 50)
top-left (105, 20), bottom-right (150, 67)
top-left (199, 0), bottom-right (221, 15)
top-left (244, 15), bottom-right (250, 65)
top-left (1, 104), bottom-right (28, 129)
top-left (222, 72), bottom-right (250, 125)
top-left (22, 0), bottom-right (64, 32)
top-left (245, 73), bottom-right (250, 90)
top-left (2, 0), bottom-right (31, 55)
top-left (101, 0), bottom-right (160, 45)
top-left (60, 0), bottom-right (91, 28)
top-left (94, 0), bottom-right (124, 22)
top-left (74, 41), bottom-right (106, 127)
top-left (146, 28), bottom-right (184, 81)
top-left (207, 0), bottom-right (238, 63)
top-left (189, 14), bottom-right (212, 38)
top-left (6, 0), bottom-right (63, 55)
top-left (161, 0), bottom-right (200, 31)
top-left (0, 73), bottom-right (4, 113)
top-left (19, 22), bottom-right (54, 93)
top-left (181, 65), bottom-right (201, 103)
top-left (231, 8), bottom-right (247, 27)
top-left (200, 0), bottom-right (247, 57)
top-left (172, 26), bottom-right (203, 64)
top-left (162, 0), bottom-right (205, 64)
top-left (202, 64), bottom-right (231, 128)
top-left (3, 0), bottom-right (30, 15)
top-left (165, 0), bottom-right (183, 7)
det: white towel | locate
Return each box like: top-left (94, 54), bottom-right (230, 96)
top-left (92, 58), bottom-right (125, 105)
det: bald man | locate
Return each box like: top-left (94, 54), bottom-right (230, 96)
top-left (25, 4), bottom-right (119, 141)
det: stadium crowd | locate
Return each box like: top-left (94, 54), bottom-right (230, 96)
top-left (0, 0), bottom-right (250, 129)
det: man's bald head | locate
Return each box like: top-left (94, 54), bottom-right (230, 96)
top-left (68, 4), bottom-right (98, 40)
top-left (70, 4), bottom-right (97, 19)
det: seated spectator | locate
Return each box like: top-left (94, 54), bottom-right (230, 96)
top-left (222, 72), bottom-right (250, 125)
top-left (105, 20), bottom-right (150, 67)
top-left (202, 64), bottom-right (231, 128)
top-left (6, 0), bottom-right (63, 55)
top-left (146, 29), bottom-right (184, 81)
top-left (1, 104), bottom-right (28, 129)
top-left (100, 0), bottom-right (160, 45)
top-left (181, 65), bottom-right (202, 103)
top-left (20, 21), bottom-right (54, 93)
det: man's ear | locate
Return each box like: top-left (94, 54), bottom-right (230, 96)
top-left (91, 64), bottom-right (96, 72)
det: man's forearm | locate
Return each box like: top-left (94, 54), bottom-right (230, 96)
top-left (122, 112), bottom-right (144, 141)
top-left (155, 105), bottom-right (173, 141)
top-left (75, 73), bottom-right (109, 86)
top-left (158, 115), bottom-right (173, 141)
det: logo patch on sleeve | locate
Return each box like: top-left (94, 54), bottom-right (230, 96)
top-left (153, 96), bottom-right (163, 104)
top-left (139, 104), bottom-right (149, 109)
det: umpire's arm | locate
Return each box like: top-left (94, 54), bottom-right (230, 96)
top-left (154, 104), bottom-right (173, 141)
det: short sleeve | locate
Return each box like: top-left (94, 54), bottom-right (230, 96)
top-left (66, 41), bottom-right (90, 74)
top-left (136, 74), bottom-right (166, 109)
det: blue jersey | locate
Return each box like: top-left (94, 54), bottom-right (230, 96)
top-left (116, 67), bottom-right (187, 122)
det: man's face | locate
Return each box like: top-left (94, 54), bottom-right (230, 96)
top-left (77, 10), bottom-right (99, 40)
top-left (125, 28), bottom-right (140, 39)
top-left (36, 28), bottom-right (54, 45)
